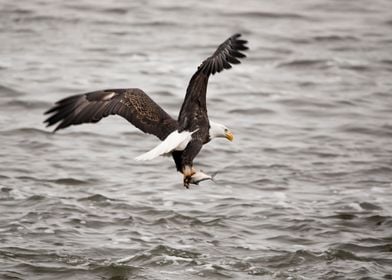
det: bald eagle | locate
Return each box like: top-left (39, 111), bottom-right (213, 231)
top-left (44, 34), bottom-right (248, 187)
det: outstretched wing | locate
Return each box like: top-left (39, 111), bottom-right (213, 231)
top-left (197, 33), bottom-right (249, 76)
top-left (178, 33), bottom-right (248, 129)
top-left (44, 88), bottom-right (178, 140)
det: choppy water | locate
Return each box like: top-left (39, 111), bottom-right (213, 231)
top-left (1, 0), bottom-right (392, 279)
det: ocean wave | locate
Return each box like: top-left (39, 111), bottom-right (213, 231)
top-left (0, 85), bottom-right (25, 97)
top-left (78, 194), bottom-right (118, 202)
top-left (2, 99), bottom-right (51, 109)
top-left (312, 35), bottom-right (360, 42)
top-left (0, 127), bottom-right (51, 136)
top-left (337, 124), bottom-right (392, 137)
top-left (223, 11), bottom-right (313, 20)
top-left (277, 59), bottom-right (333, 69)
top-left (228, 107), bottom-right (275, 115)
top-left (52, 178), bottom-right (92, 185)
top-left (118, 244), bottom-right (200, 266)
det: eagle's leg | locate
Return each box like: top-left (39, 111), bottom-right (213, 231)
top-left (182, 165), bottom-right (196, 188)
top-left (180, 139), bottom-right (203, 188)
top-left (172, 151), bottom-right (195, 188)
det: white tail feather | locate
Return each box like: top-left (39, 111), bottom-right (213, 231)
top-left (135, 130), bottom-right (196, 161)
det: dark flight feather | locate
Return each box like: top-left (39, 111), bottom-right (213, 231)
top-left (178, 33), bottom-right (248, 131)
top-left (44, 88), bottom-right (178, 140)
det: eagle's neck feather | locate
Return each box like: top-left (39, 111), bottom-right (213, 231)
top-left (209, 120), bottom-right (225, 140)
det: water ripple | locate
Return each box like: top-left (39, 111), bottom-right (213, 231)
top-left (1, 0), bottom-right (391, 279)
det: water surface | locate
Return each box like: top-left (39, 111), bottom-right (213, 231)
top-left (1, 0), bottom-right (392, 279)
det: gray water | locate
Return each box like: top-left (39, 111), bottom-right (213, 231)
top-left (1, 0), bottom-right (392, 279)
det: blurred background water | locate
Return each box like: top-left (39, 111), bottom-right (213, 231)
top-left (0, 0), bottom-right (392, 279)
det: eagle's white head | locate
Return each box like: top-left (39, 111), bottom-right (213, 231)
top-left (209, 120), bottom-right (234, 141)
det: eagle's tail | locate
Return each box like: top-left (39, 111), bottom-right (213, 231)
top-left (135, 129), bottom-right (197, 161)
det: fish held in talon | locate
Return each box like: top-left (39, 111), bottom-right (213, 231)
top-left (190, 170), bottom-right (215, 185)
top-left (43, 33), bottom-right (248, 187)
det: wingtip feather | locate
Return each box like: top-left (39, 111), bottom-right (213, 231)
top-left (196, 33), bottom-right (248, 76)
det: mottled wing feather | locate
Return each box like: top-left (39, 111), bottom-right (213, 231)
top-left (44, 88), bottom-right (178, 140)
top-left (178, 33), bottom-right (248, 129)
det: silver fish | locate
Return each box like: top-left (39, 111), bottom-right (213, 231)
top-left (190, 170), bottom-right (217, 185)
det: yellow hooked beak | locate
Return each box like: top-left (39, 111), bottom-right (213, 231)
top-left (225, 131), bottom-right (234, 141)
